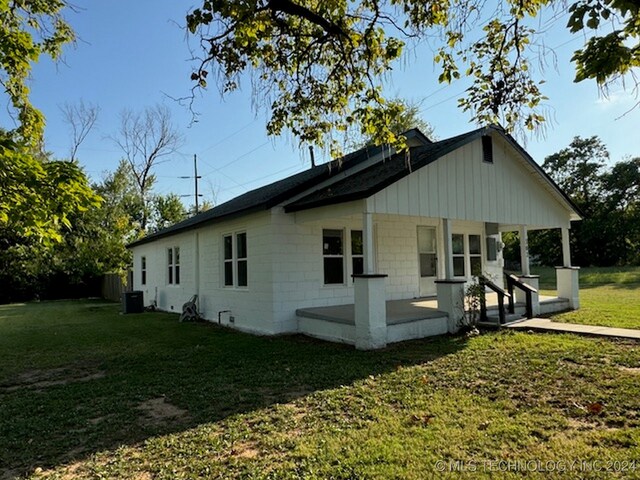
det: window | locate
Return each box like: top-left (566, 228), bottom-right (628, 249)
top-left (141, 256), bottom-right (147, 285)
top-left (469, 234), bottom-right (482, 276)
top-left (224, 235), bottom-right (233, 286)
top-left (323, 229), bottom-right (344, 284)
top-left (237, 233), bottom-right (248, 287)
top-left (223, 232), bottom-right (248, 288)
top-left (452, 233), bottom-right (465, 277)
top-left (451, 234), bottom-right (483, 278)
top-left (417, 226), bottom-right (437, 277)
top-left (482, 135), bottom-right (493, 163)
top-left (167, 247), bottom-right (180, 285)
top-left (351, 230), bottom-right (363, 276)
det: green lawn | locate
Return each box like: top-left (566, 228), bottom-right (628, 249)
top-left (2, 299), bottom-right (640, 479)
top-left (531, 266), bottom-right (640, 329)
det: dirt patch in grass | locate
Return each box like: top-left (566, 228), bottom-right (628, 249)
top-left (0, 367), bottom-right (106, 393)
top-left (231, 441), bottom-right (260, 459)
top-left (618, 366), bottom-right (640, 374)
top-left (136, 397), bottom-right (188, 426)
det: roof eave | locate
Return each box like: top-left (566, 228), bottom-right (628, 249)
top-left (126, 204), bottom-right (267, 249)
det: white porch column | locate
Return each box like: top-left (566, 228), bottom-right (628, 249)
top-left (363, 212), bottom-right (375, 274)
top-left (561, 227), bottom-right (571, 267)
top-left (441, 218), bottom-right (453, 279)
top-left (519, 225), bottom-right (530, 276)
top-left (435, 280), bottom-right (465, 333)
top-left (557, 226), bottom-right (579, 309)
top-left (437, 219), bottom-right (463, 333)
top-left (556, 267), bottom-right (580, 310)
top-left (354, 274), bottom-right (388, 349)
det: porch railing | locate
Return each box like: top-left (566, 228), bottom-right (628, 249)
top-left (478, 276), bottom-right (511, 325)
top-left (506, 274), bottom-right (537, 319)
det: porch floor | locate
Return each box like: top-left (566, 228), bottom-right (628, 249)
top-left (296, 298), bottom-right (447, 326)
top-left (296, 293), bottom-right (568, 326)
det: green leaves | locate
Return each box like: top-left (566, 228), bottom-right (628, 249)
top-left (0, 142), bottom-right (100, 248)
top-left (568, 0), bottom-right (640, 86)
top-left (0, 0), bottom-right (74, 145)
top-left (186, 0), bottom-right (639, 149)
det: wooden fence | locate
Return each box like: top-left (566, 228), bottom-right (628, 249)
top-left (101, 273), bottom-right (130, 302)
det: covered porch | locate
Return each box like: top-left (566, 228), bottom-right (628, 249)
top-left (283, 130), bottom-right (582, 349)
top-left (296, 292), bottom-right (571, 346)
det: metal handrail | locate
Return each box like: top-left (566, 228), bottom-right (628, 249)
top-left (478, 276), bottom-right (511, 325)
top-left (506, 274), bottom-right (537, 319)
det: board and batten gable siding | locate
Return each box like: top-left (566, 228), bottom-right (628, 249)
top-left (370, 134), bottom-right (573, 229)
top-left (130, 210), bottom-right (277, 335)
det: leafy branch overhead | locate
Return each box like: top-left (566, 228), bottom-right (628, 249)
top-left (0, 0), bottom-right (74, 145)
top-left (187, 0), bottom-right (640, 152)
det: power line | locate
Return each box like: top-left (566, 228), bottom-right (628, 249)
top-left (198, 119), bottom-right (258, 154)
top-left (199, 140), bottom-right (270, 177)
top-left (217, 163), bottom-right (306, 194)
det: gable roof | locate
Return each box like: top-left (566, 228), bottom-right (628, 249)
top-left (128, 129), bottom-right (427, 248)
top-left (128, 125), bottom-right (581, 248)
top-left (285, 125), bottom-right (583, 220)
top-left (283, 128), bottom-right (481, 212)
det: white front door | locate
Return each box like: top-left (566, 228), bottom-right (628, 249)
top-left (417, 226), bottom-right (437, 296)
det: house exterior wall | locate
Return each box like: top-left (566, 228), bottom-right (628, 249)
top-left (369, 134), bottom-right (573, 229)
top-left (128, 130), bottom-right (576, 344)
top-left (131, 211), bottom-right (276, 335)
top-left (268, 206), bottom-right (504, 332)
top-left (269, 205), bottom-right (363, 333)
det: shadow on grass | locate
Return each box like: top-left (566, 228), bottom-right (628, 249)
top-left (0, 300), bottom-right (468, 478)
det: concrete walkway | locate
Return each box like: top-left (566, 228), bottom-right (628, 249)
top-left (505, 318), bottom-right (640, 340)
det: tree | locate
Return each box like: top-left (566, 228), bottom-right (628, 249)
top-left (0, 137), bottom-right (100, 248)
top-left (111, 105), bottom-right (184, 231)
top-left (0, 0), bottom-right (74, 145)
top-left (359, 98), bottom-right (436, 147)
top-left (60, 100), bottom-right (100, 162)
top-left (95, 160), bottom-right (146, 242)
top-left (186, 0), bottom-right (639, 153)
top-left (0, 136), bottom-right (101, 303)
top-left (542, 136), bottom-right (609, 208)
top-left (524, 138), bottom-right (640, 267)
top-left (152, 193), bottom-right (187, 232)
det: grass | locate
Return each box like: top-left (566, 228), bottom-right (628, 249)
top-left (531, 266), bottom-right (640, 329)
top-left (2, 296), bottom-right (640, 479)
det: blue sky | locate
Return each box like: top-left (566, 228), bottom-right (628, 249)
top-left (25, 1), bottom-right (639, 206)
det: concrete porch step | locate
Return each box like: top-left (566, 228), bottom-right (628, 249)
top-left (478, 313), bottom-right (525, 328)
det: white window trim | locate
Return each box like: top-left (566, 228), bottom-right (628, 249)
top-left (167, 246), bottom-right (180, 285)
top-left (322, 228), bottom-right (346, 286)
top-left (452, 232), bottom-right (483, 280)
top-left (141, 256), bottom-right (147, 286)
top-left (322, 228), bottom-right (368, 286)
top-left (350, 229), bottom-right (364, 280)
top-left (222, 231), bottom-right (248, 289)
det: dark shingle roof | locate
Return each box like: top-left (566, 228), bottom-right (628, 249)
top-left (127, 140), bottom-right (389, 247)
top-left (285, 125), bottom-right (583, 218)
top-left (128, 125), bottom-right (581, 248)
top-left (284, 128), bottom-right (482, 212)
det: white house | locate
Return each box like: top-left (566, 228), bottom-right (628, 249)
top-left (128, 125), bottom-right (582, 349)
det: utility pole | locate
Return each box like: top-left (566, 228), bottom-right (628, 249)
top-left (194, 154), bottom-right (200, 214)
top-left (179, 154), bottom-right (203, 214)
